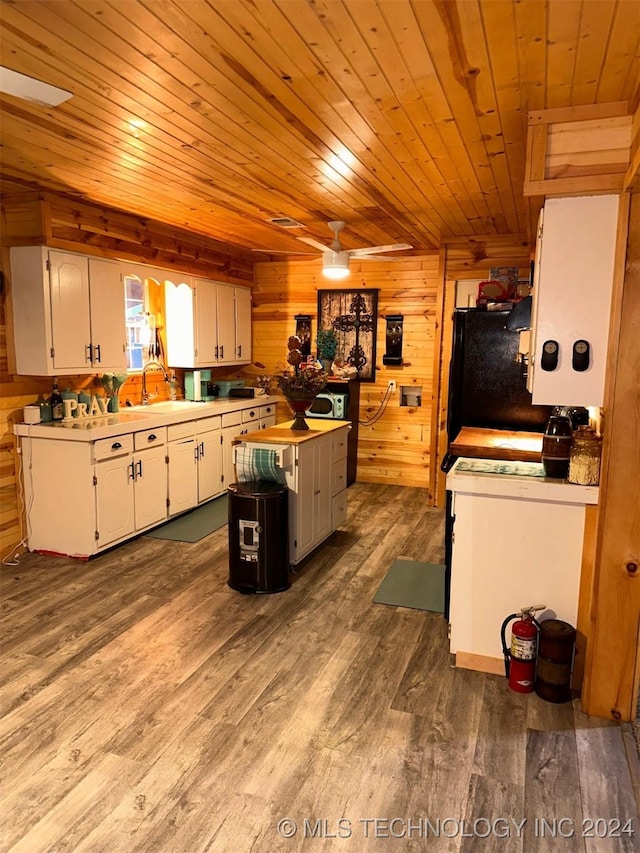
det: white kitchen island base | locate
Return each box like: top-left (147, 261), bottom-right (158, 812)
top-left (446, 458), bottom-right (598, 672)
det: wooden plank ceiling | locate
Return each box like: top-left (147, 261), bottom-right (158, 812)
top-left (0, 0), bottom-right (638, 256)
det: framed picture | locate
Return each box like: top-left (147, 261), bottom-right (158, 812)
top-left (317, 288), bottom-right (379, 381)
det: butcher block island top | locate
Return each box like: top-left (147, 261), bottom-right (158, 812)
top-left (450, 427), bottom-right (543, 462)
top-left (235, 419), bottom-right (350, 445)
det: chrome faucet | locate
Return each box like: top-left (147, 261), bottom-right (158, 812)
top-left (141, 360), bottom-right (170, 404)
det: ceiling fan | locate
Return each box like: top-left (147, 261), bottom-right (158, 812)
top-left (255, 221), bottom-right (413, 280)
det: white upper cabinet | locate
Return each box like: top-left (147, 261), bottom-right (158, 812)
top-left (527, 194), bottom-right (619, 407)
top-left (165, 277), bottom-right (251, 368)
top-left (234, 285), bottom-right (252, 364)
top-left (10, 247), bottom-right (127, 376)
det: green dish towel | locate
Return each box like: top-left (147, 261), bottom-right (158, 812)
top-left (235, 446), bottom-right (286, 484)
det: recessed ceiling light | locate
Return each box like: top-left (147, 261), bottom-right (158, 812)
top-left (0, 66), bottom-right (72, 106)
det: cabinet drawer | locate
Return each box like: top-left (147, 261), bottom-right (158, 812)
top-left (242, 407), bottom-right (260, 423)
top-left (196, 415), bottom-right (221, 435)
top-left (331, 460), bottom-right (347, 496)
top-left (331, 429), bottom-right (348, 461)
top-left (259, 403), bottom-right (275, 419)
top-left (134, 427), bottom-right (167, 450)
top-left (332, 491), bottom-right (347, 528)
top-left (221, 411), bottom-right (242, 428)
top-left (94, 434), bottom-right (133, 461)
top-left (167, 421), bottom-right (196, 442)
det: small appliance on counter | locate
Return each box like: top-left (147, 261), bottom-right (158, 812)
top-left (185, 370), bottom-right (219, 401)
top-left (216, 379), bottom-right (246, 397)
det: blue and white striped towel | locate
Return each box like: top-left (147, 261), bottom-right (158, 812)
top-left (235, 446), bottom-right (287, 484)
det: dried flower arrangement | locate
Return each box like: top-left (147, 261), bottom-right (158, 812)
top-left (275, 335), bottom-right (327, 400)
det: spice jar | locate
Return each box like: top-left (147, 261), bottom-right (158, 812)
top-left (542, 414), bottom-right (573, 478)
top-left (568, 426), bottom-right (602, 485)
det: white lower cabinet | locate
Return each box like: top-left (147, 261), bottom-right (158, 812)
top-left (195, 417), bottom-right (223, 503)
top-left (16, 398), bottom-right (279, 557)
top-left (167, 416), bottom-right (223, 514)
top-left (95, 433), bottom-right (167, 547)
top-left (19, 428), bottom-right (168, 557)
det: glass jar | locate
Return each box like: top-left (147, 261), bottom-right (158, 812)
top-left (542, 414), bottom-right (573, 478)
top-left (568, 426), bottom-right (602, 485)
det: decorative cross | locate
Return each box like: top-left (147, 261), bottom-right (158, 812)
top-left (332, 293), bottom-right (374, 375)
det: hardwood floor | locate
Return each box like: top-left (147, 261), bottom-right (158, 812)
top-left (1, 483), bottom-right (638, 852)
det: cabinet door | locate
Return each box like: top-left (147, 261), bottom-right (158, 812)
top-left (49, 251), bottom-right (92, 371)
top-left (313, 435), bottom-right (333, 544)
top-left (197, 428), bottom-right (223, 502)
top-left (134, 446), bottom-right (168, 530)
top-left (234, 286), bottom-right (252, 363)
top-left (193, 278), bottom-right (219, 366)
top-left (168, 438), bottom-right (198, 515)
top-left (221, 425), bottom-right (240, 487)
top-left (95, 455), bottom-right (135, 547)
top-left (292, 441), bottom-right (316, 560)
top-left (164, 279), bottom-right (196, 368)
top-left (528, 194), bottom-right (618, 407)
top-left (216, 283), bottom-right (236, 364)
top-left (88, 258), bottom-right (127, 370)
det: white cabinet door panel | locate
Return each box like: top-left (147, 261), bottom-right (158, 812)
top-left (96, 456), bottom-right (135, 547)
top-left (50, 251), bottom-right (91, 370)
top-left (134, 447), bottom-right (168, 530)
top-left (168, 438), bottom-right (198, 515)
top-left (87, 258), bottom-right (127, 370)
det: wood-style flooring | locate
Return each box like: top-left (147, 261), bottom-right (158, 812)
top-left (1, 483), bottom-right (638, 852)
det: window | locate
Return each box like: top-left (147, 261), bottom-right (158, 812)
top-left (124, 274), bottom-right (145, 370)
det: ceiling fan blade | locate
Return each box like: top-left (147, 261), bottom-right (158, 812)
top-left (297, 235), bottom-right (332, 252)
top-left (349, 243), bottom-right (413, 257)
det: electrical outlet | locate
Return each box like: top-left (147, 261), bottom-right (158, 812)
top-left (388, 380), bottom-right (396, 392)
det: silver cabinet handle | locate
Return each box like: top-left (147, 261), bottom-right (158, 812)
top-left (86, 344), bottom-right (93, 362)
top-left (94, 344), bottom-right (101, 363)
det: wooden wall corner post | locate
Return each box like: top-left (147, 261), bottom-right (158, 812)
top-left (428, 247), bottom-right (448, 508)
top-left (581, 190), bottom-right (639, 722)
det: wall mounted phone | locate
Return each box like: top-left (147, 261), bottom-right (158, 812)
top-left (572, 340), bottom-right (590, 371)
top-left (540, 339), bottom-right (559, 371)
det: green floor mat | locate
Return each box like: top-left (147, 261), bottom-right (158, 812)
top-left (146, 494), bottom-right (228, 543)
top-left (373, 558), bottom-right (445, 613)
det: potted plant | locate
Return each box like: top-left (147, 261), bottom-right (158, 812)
top-left (276, 335), bottom-right (327, 430)
top-left (316, 328), bottom-right (338, 373)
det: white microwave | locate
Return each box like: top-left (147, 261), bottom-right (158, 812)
top-left (306, 392), bottom-right (348, 420)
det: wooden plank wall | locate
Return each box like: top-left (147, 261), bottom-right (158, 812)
top-left (250, 256), bottom-right (441, 491)
top-left (0, 191), bottom-right (254, 559)
top-left (582, 190), bottom-right (639, 721)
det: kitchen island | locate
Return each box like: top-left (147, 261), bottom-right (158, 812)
top-left (232, 419), bottom-right (350, 565)
top-left (446, 457), bottom-right (597, 675)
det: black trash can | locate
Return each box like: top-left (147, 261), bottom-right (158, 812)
top-left (227, 480), bottom-right (290, 594)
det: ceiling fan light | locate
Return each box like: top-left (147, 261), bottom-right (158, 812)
top-left (322, 250), bottom-right (350, 280)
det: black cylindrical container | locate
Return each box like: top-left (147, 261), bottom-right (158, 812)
top-left (542, 414), bottom-right (573, 478)
top-left (535, 619), bottom-right (576, 703)
top-left (227, 480), bottom-right (290, 594)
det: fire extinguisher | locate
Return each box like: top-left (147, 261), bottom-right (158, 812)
top-left (500, 605), bottom-right (545, 693)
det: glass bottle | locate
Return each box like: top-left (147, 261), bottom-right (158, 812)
top-left (542, 414), bottom-right (572, 478)
top-left (49, 377), bottom-right (64, 422)
top-left (568, 426), bottom-right (602, 485)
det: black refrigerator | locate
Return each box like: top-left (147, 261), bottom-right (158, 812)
top-left (441, 309), bottom-right (552, 618)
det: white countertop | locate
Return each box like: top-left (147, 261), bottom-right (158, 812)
top-left (14, 396), bottom-right (280, 442)
top-left (446, 456), bottom-right (599, 505)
